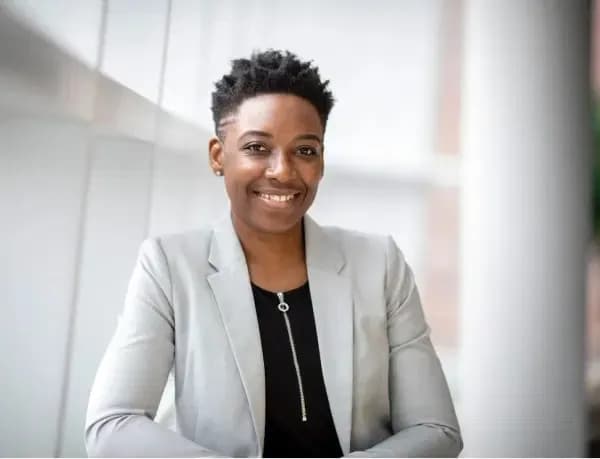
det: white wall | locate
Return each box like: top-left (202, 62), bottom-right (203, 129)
top-left (1, 0), bottom-right (103, 68)
top-left (59, 137), bottom-right (155, 456)
top-left (101, 0), bottom-right (169, 102)
top-left (0, 118), bottom-right (90, 456)
top-left (148, 148), bottom-right (227, 236)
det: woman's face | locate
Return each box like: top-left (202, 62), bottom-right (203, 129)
top-left (209, 93), bottom-right (325, 234)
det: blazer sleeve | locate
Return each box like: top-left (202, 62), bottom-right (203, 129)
top-left (348, 236), bottom-right (463, 458)
top-left (85, 238), bottom-right (224, 457)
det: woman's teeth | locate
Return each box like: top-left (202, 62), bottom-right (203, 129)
top-left (258, 193), bottom-right (296, 202)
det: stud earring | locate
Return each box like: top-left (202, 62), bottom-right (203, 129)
top-left (215, 170), bottom-right (223, 176)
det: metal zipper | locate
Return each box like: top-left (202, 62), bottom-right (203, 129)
top-left (276, 291), bottom-right (307, 422)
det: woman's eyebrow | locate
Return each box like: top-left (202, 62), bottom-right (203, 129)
top-left (237, 131), bottom-right (322, 144)
top-left (294, 134), bottom-right (322, 144)
top-left (239, 130), bottom-right (273, 140)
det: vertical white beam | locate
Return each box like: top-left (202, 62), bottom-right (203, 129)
top-left (460, 1), bottom-right (592, 456)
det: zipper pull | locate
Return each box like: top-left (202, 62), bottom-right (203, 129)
top-left (276, 292), bottom-right (289, 312)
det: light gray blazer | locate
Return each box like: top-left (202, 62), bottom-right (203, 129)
top-left (85, 214), bottom-right (462, 457)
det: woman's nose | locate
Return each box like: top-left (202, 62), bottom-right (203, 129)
top-left (266, 150), bottom-right (295, 182)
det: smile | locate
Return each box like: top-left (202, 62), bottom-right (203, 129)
top-left (259, 193), bottom-right (296, 202)
top-left (254, 191), bottom-right (301, 205)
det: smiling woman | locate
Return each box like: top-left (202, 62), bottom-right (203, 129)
top-left (210, 93), bottom-right (324, 240)
top-left (85, 50), bottom-right (463, 458)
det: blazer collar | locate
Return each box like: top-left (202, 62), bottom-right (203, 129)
top-left (207, 212), bottom-right (245, 271)
top-left (206, 212), bottom-right (353, 456)
top-left (207, 212), bottom-right (345, 274)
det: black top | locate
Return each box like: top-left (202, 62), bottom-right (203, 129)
top-left (252, 282), bottom-right (343, 458)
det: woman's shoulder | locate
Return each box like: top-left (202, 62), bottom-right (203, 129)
top-left (313, 220), bottom-right (390, 252)
top-left (312, 220), bottom-right (399, 268)
top-left (154, 226), bottom-right (214, 252)
top-left (313, 220), bottom-right (408, 272)
top-left (139, 223), bottom-right (217, 272)
top-left (319, 222), bottom-right (386, 243)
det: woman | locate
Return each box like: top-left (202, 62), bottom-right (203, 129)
top-left (85, 50), bottom-right (462, 457)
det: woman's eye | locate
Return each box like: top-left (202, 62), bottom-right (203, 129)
top-left (297, 146), bottom-right (317, 157)
top-left (244, 143), bottom-right (268, 153)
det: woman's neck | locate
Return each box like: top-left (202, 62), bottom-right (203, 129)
top-left (231, 212), bottom-right (307, 291)
top-left (231, 213), bottom-right (305, 265)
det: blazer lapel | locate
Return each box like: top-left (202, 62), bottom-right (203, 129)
top-left (304, 215), bottom-right (354, 456)
top-left (207, 214), bottom-right (265, 456)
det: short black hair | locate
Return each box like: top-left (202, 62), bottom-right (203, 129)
top-left (211, 49), bottom-right (335, 138)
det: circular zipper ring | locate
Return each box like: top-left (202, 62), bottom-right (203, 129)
top-left (278, 302), bottom-right (290, 312)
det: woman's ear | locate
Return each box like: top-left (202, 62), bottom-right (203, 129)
top-left (208, 136), bottom-right (224, 176)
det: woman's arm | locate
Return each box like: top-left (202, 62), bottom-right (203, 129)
top-left (85, 239), bottom-right (224, 457)
top-left (348, 236), bottom-right (463, 458)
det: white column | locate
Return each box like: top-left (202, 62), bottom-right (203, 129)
top-left (459, 1), bottom-right (592, 456)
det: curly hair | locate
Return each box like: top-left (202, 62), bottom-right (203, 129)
top-left (211, 50), bottom-right (335, 138)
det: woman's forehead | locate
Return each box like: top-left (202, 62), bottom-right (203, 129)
top-left (232, 94), bottom-right (323, 133)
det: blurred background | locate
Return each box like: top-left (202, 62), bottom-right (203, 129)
top-left (0, 0), bottom-right (598, 456)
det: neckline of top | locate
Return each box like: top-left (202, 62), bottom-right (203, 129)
top-left (251, 280), bottom-right (309, 296)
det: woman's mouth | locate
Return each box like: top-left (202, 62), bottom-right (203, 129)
top-left (253, 191), bottom-right (301, 207)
